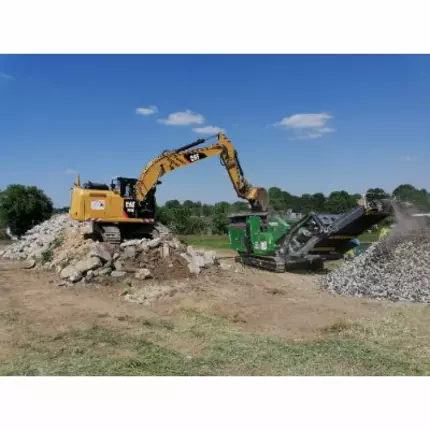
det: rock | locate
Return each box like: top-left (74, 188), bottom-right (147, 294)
top-left (75, 256), bottom-right (102, 274)
top-left (183, 248), bottom-right (216, 270)
top-left (95, 267), bottom-right (113, 276)
top-left (140, 242), bottom-right (149, 252)
top-left (69, 272), bottom-right (83, 283)
top-left (90, 243), bottom-right (116, 262)
top-left (120, 239), bottom-right (142, 248)
top-left (147, 238), bottom-right (161, 248)
top-left (318, 226), bottom-right (430, 304)
top-left (219, 261), bottom-right (232, 271)
top-left (22, 259), bottom-right (36, 269)
top-left (111, 270), bottom-right (127, 278)
top-left (135, 268), bottom-right (152, 280)
top-left (114, 260), bottom-right (124, 271)
top-left (171, 237), bottom-right (184, 250)
top-left (0, 214), bottom-right (217, 283)
top-left (188, 262), bottom-right (201, 275)
top-left (161, 243), bottom-right (170, 259)
top-left (124, 246), bottom-right (137, 259)
top-left (60, 265), bottom-right (80, 279)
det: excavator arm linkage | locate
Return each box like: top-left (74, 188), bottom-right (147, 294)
top-left (134, 133), bottom-right (268, 212)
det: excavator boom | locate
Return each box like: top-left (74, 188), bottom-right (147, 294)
top-left (135, 133), bottom-right (268, 212)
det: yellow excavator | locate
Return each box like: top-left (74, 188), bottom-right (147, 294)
top-left (69, 133), bottom-right (268, 244)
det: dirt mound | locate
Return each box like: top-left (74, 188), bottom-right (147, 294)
top-left (0, 214), bottom-right (219, 285)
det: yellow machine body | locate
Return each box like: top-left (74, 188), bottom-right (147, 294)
top-left (68, 133), bottom-right (267, 244)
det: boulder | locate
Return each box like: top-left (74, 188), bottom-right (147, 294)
top-left (90, 243), bottom-right (116, 262)
top-left (111, 270), bottom-right (127, 278)
top-left (75, 256), bottom-right (102, 274)
top-left (135, 268), bottom-right (152, 280)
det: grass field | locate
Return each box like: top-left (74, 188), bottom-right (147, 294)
top-left (2, 306), bottom-right (430, 376)
top-left (180, 230), bottom-right (380, 250)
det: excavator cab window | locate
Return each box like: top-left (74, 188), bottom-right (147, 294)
top-left (111, 177), bottom-right (138, 198)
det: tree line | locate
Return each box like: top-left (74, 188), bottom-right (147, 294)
top-left (1, 183), bottom-right (430, 238)
top-left (157, 184), bottom-right (430, 235)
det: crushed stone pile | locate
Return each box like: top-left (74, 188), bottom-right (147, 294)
top-left (318, 218), bottom-right (430, 304)
top-left (0, 214), bottom-right (218, 284)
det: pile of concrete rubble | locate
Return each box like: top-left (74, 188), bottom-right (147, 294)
top-left (0, 214), bottom-right (218, 284)
top-left (318, 219), bottom-right (430, 304)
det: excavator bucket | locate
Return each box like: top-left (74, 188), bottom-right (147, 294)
top-left (249, 187), bottom-right (269, 212)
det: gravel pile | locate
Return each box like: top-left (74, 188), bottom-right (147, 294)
top-left (0, 214), bottom-right (218, 284)
top-left (318, 211), bottom-right (430, 303)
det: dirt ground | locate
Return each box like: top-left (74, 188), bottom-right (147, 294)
top-left (0, 250), bottom-right (384, 356)
top-left (3, 245), bottom-right (430, 375)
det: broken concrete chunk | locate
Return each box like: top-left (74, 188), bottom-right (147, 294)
top-left (111, 270), bottom-right (127, 278)
top-left (161, 243), bottom-right (170, 259)
top-left (98, 267), bottom-right (113, 276)
top-left (135, 268), bottom-right (152, 280)
top-left (22, 259), bottom-right (36, 269)
top-left (75, 256), bottom-right (102, 274)
top-left (69, 272), bottom-right (83, 283)
top-left (60, 265), bottom-right (79, 279)
top-left (114, 260), bottom-right (124, 271)
top-left (120, 239), bottom-right (142, 248)
top-left (124, 246), bottom-right (137, 259)
top-left (147, 237), bottom-right (161, 248)
top-left (90, 243), bottom-right (116, 262)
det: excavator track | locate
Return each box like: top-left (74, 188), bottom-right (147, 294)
top-left (236, 254), bottom-right (286, 272)
top-left (93, 223), bottom-right (121, 245)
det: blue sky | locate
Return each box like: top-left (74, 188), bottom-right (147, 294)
top-left (1, 54), bottom-right (430, 207)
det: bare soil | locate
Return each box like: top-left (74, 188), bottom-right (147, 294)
top-left (3, 246), bottom-right (430, 375)
top-left (0, 251), bottom-right (382, 356)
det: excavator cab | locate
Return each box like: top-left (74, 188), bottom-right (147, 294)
top-left (110, 177), bottom-right (138, 197)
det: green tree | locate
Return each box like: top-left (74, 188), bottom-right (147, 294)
top-left (187, 216), bottom-right (206, 234)
top-left (0, 185), bottom-right (54, 237)
top-left (202, 204), bottom-right (213, 217)
top-left (365, 188), bottom-right (389, 201)
top-left (268, 187), bottom-right (285, 211)
top-left (311, 193), bottom-right (326, 212)
top-left (299, 193), bottom-right (315, 213)
top-left (212, 204), bottom-right (229, 234)
top-left (165, 199), bottom-right (181, 209)
top-left (230, 200), bottom-right (249, 212)
top-left (168, 207), bottom-right (193, 234)
top-left (392, 184), bottom-right (430, 211)
top-left (324, 190), bottom-right (354, 214)
top-left (155, 205), bottom-right (173, 226)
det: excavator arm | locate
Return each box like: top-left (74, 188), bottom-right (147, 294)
top-left (135, 133), bottom-right (269, 211)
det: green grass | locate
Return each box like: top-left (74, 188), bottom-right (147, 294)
top-left (358, 231), bottom-right (380, 242)
top-left (179, 230), bottom-right (379, 252)
top-left (179, 235), bottom-right (230, 250)
top-left (2, 308), bottom-right (430, 376)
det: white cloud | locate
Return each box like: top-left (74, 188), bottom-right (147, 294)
top-left (158, 109), bottom-right (205, 126)
top-left (136, 106), bottom-right (158, 116)
top-left (64, 168), bottom-right (78, 175)
top-left (402, 155), bottom-right (413, 162)
top-left (0, 72), bottom-right (15, 80)
top-left (193, 125), bottom-right (225, 134)
top-left (275, 112), bottom-right (335, 140)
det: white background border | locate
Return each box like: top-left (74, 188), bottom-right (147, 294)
top-left (1, 0), bottom-right (430, 53)
top-left (1, 1), bottom-right (430, 429)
